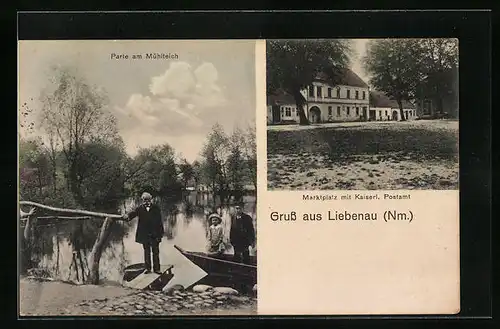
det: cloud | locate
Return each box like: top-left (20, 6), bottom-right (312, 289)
top-left (159, 98), bottom-right (203, 127)
top-left (149, 62), bottom-right (195, 99)
top-left (149, 61), bottom-right (226, 109)
top-left (194, 62), bottom-right (219, 85)
top-left (116, 61), bottom-right (226, 135)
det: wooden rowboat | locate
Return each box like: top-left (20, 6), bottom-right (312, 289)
top-left (123, 263), bottom-right (147, 282)
top-left (174, 245), bottom-right (257, 287)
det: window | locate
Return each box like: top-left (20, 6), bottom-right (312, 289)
top-left (309, 85), bottom-right (314, 97)
top-left (346, 106), bottom-right (350, 115)
top-left (362, 91), bottom-right (366, 99)
top-left (328, 88), bottom-right (332, 98)
top-left (337, 106), bottom-right (341, 116)
top-left (317, 86), bottom-right (322, 97)
top-left (347, 90), bottom-right (351, 99)
top-left (385, 110), bottom-right (388, 116)
top-left (356, 107), bottom-right (359, 116)
top-left (355, 90), bottom-right (359, 99)
top-left (336, 88), bottom-right (340, 98)
top-left (285, 107), bottom-right (291, 117)
top-left (328, 106), bottom-right (332, 116)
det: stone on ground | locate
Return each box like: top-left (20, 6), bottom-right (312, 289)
top-left (213, 287), bottom-right (239, 295)
top-left (192, 284), bottom-right (212, 293)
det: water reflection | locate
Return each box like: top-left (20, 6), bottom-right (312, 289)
top-left (20, 192), bottom-right (256, 285)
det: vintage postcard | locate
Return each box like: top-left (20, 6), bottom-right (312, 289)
top-left (259, 39), bottom-right (460, 315)
top-left (18, 40), bottom-right (257, 316)
top-left (18, 37), bottom-right (460, 317)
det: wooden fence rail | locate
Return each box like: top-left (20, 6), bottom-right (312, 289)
top-left (19, 201), bottom-right (127, 285)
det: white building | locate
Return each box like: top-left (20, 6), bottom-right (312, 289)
top-left (369, 90), bottom-right (417, 121)
top-left (267, 68), bottom-right (370, 124)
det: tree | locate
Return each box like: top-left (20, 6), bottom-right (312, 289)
top-left (416, 38), bottom-right (458, 117)
top-left (364, 39), bottom-right (424, 121)
top-left (38, 65), bottom-right (119, 205)
top-left (200, 124), bottom-right (231, 203)
top-left (267, 39), bottom-right (352, 125)
top-left (74, 139), bottom-right (128, 211)
top-left (242, 121), bottom-right (257, 191)
top-left (191, 160), bottom-right (202, 191)
top-left (227, 127), bottom-right (246, 198)
top-left (178, 159), bottom-right (194, 189)
top-left (128, 144), bottom-right (182, 198)
top-left (19, 138), bottom-right (52, 201)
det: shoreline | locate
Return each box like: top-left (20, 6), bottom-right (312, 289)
top-left (20, 277), bottom-right (257, 316)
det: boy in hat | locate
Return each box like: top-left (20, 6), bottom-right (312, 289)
top-left (122, 192), bottom-right (164, 274)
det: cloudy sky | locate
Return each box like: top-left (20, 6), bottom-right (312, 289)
top-left (18, 40), bottom-right (256, 162)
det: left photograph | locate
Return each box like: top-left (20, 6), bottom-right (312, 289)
top-left (18, 40), bottom-right (257, 316)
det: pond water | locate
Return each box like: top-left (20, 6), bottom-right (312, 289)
top-left (20, 192), bottom-right (257, 287)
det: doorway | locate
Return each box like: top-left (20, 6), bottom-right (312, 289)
top-left (309, 106), bottom-right (321, 123)
top-left (272, 105), bottom-right (281, 123)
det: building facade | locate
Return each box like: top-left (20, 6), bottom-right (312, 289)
top-left (370, 91), bottom-right (417, 121)
top-left (267, 68), bottom-right (371, 124)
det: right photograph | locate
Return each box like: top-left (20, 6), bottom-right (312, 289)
top-left (266, 38), bottom-right (459, 191)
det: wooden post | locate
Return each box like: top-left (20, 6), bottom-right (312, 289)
top-left (87, 217), bottom-right (115, 285)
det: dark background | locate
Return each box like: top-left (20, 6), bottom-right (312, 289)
top-left (11, 7), bottom-right (492, 326)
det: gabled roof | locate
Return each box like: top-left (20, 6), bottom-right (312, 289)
top-left (370, 90), bottom-right (415, 109)
top-left (315, 67), bottom-right (369, 88)
top-left (267, 88), bottom-right (297, 106)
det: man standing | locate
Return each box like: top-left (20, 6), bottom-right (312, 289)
top-left (123, 192), bottom-right (164, 274)
top-left (229, 203), bottom-right (255, 264)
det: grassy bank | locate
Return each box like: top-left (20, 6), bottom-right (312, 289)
top-left (267, 120), bottom-right (459, 190)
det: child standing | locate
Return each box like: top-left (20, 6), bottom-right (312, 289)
top-left (207, 213), bottom-right (225, 256)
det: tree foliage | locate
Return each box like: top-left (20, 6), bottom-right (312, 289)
top-left (416, 39), bottom-right (459, 117)
top-left (74, 141), bottom-right (127, 210)
top-left (198, 123), bottom-right (256, 205)
top-left (126, 144), bottom-right (182, 198)
top-left (364, 39), bottom-right (424, 121)
top-left (178, 159), bottom-right (194, 189)
top-left (38, 65), bottom-right (120, 205)
top-left (364, 38), bottom-right (459, 119)
top-left (267, 39), bottom-right (352, 125)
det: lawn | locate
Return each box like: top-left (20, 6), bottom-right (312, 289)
top-left (267, 120), bottom-right (459, 190)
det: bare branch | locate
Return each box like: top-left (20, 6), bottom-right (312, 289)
top-left (19, 201), bottom-right (123, 219)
